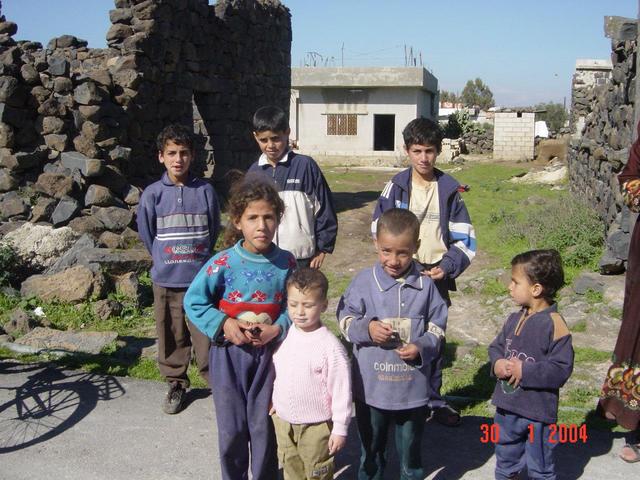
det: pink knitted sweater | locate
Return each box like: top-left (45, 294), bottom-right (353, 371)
top-left (272, 324), bottom-right (352, 436)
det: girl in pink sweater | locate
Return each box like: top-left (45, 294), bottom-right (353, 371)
top-left (271, 268), bottom-right (352, 480)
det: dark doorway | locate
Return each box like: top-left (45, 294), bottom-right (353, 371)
top-left (374, 114), bottom-right (395, 151)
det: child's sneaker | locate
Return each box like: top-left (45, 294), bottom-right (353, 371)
top-left (432, 404), bottom-right (461, 426)
top-left (162, 382), bottom-right (185, 414)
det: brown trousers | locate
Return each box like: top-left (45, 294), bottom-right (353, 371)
top-left (153, 284), bottom-right (211, 388)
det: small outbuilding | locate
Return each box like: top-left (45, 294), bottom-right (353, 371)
top-left (289, 67), bottom-right (439, 161)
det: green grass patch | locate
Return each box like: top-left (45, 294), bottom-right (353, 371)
top-left (571, 320), bottom-right (587, 333)
top-left (451, 164), bottom-right (604, 283)
top-left (608, 307), bottom-right (623, 319)
top-left (574, 347), bottom-right (611, 363)
top-left (324, 169), bottom-right (390, 194)
top-left (480, 278), bottom-right (508, 298)
top-left (583, 289), bottom-right (604, 304)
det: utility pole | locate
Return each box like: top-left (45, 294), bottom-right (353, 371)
top-left (341, 43), bottom-right (344, 67)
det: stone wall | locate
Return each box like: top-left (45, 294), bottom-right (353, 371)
top-left (0, 0), bottom-right (291, 231)
top-left (570, 59), bottom-right (612, 136)
top-left (567, 16), bottom-right (637, 273)
top-left (462, 127), bottom-right (493, 155)
top-left (493, 111), bottom-right (535, 161)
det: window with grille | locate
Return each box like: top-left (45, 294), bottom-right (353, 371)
top-left (326, 114), bottom-right (357, 135)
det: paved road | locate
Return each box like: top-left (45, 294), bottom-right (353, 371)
top-left (1, 361), bottom-right (637, 480)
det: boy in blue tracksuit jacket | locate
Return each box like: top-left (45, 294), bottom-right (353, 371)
top-left (338, 208), bottom-right (448, 479)
top-left (248, 105), bottom-right (337, 269)
top-left (137, 124), bottom-right (221, 414)
top-left (371, 117), bottom-right (476, 426)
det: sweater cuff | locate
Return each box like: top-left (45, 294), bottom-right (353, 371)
top-left (331, 421), bottom-right (349, 437)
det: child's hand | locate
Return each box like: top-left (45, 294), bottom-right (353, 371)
top-left (396, 343), bottom-right (420, 362)
top-left (508, 358), bottom-right (523, 387)
top-left (328, 434), bottom-right (346, 455)
top-left (309, 251), bottom-right (326, 269)
top-left (246, 323), bottom-right (281, 347)
top-left (493, 359), bottom-right (512, 379)
top-left (368, 320), bottom-right (393, 344)
top-left (423, 266), bottom-right (445, 281)
top-left (222, 317), bottom-right (251, 345)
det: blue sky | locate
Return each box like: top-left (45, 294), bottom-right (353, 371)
top-left (4, 0), bottom-right (637, 106)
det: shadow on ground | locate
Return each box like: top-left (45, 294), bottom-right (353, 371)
top-left (0, 361), bottom-right (124, 453)
top-left (333, 415), bottom-right (496, 479)
top-left (333, 191), bottom-right (381, 214)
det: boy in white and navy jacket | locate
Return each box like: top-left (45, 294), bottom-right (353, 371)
top-left (371, 117), bottom-right (476, 427)
top-left (137, 124), bottom-right (221, 414)
top-left (248, 105), bottom-right (337, 269)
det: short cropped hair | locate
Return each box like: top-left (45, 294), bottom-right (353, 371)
top-left (376, 208), bottom-right (420, 245)
top-left (286, 267), bottom-right (329, 300)
top-left (402, 117), bottom-right (444, 153)
top-left (156, 124), bottom-right (194, 152)
top-left (253, 105), bottom-right (289, 133)
top-left (511, 249), bottom-right (565, 302)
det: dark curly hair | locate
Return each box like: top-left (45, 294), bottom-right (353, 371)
top-left (511, 249), bottom-right (565, 302)
top-left (156, 124), bottom-right (194, 152)
top-left (402, 117), bottom-right (444, 153)
top-left (222, 173), bottom-right (285, 248)
top-left (286, 268), bottom-right (329, 300)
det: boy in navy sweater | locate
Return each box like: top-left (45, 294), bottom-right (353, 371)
top-left (372, 117), bottom-right (476, 426)
top-left (248, 105), bottom-right (337, 268)
top-left (489, 249), bottom-right (573, 480)
top-left (137, 124), bottom-right (221, 414)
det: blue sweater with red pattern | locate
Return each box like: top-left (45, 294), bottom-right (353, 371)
top-left (184, 240), bottom-right (296, 341)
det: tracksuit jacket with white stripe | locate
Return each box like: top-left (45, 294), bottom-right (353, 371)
top-left (137, 172), bottom-right (221, 288)
top-left (248, 151), bottom-right (338, 260)
top-left (371, 167), bottom-right (476, 290)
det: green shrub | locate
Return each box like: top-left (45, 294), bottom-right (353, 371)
top-left (498, 197), bottom-right (604, 271)
top-left (0, 244), bottom-right (19, 287)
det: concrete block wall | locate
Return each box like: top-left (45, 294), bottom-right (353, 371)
top-left (493, 112), bottom-right (535, 161)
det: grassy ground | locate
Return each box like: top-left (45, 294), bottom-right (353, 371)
top-left (0, 161), bottom-right (619, 430)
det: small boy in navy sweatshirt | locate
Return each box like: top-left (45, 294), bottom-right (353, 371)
top-left (137, 124), bottom-right (221, 414)
top-left (488, 250), bottom-right (573, 480)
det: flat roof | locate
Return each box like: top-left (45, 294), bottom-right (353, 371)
top-left (292, 67), bottom-right (438, 92)
top-left (575, 59), bottom-right (612, 71)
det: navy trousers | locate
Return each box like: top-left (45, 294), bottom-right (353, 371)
top-left (494, 409), bottom-right (556, 480)
top-left (210, 344), bottom-right (278, 480)
top-left (355, 401), bottom-right (429, 480)
top-left (427, 278), bottom-right (450, 409)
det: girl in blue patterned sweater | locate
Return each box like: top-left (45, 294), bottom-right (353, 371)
top-left (184, 176), bottom-right (296, 480)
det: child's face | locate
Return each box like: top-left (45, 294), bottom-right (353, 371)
top-left (509, 264), bottom-right (538, 308)
top-left (253, 129), bottom-right (290, 164)
top-left (375, 229), bottom-right (418, 278)
top-left (405, 142), bottom-right (438, 181)
top-left (233, 199), bottom-right (279, 254)
top-left (158, 140), bottom-right (193, 184)
top-left (287, 285), bottom-right (327, 332)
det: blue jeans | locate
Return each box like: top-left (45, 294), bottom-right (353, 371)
top-left (494, 408), bottom-right (556, 480)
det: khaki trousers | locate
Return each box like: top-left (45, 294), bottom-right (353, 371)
top-left (272, 414), bottom-right (335, 480)
top-left (153, 284), bottom-right (210, 387)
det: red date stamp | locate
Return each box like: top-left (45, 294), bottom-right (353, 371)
top-left (480, 423), bottom-right (588, 444)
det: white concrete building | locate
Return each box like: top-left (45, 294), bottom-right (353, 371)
top-left (290, 67), bottom-right (438, 160)
top-left (493, 111), bottom-right (535, 161)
